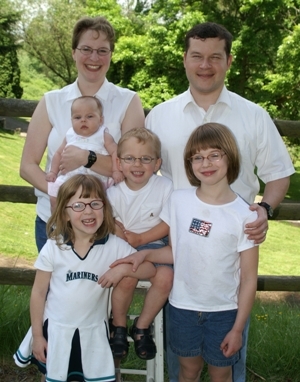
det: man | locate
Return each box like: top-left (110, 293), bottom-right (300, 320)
top-left (146, 22), bottom-right (294, 382)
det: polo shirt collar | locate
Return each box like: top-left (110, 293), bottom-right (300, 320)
top-left (183, 86), bottom-right (232, 111)
top-left (66, 234), bottom-right (109, 247)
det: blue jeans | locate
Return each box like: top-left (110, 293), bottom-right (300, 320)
top-left (165, 301), bottom-right (250, 382)
top-left (35, 215), bottom-right (48, 252)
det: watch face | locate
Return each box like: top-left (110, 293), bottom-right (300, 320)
top-left (89, 152), bottom-right (97, 161)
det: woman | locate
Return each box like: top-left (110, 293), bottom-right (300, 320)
top-left (20, 16), bottom-right (145, 251)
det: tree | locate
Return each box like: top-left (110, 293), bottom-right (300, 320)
top-left (22, 0), bottom-right (86, 87)
top-left (264, 24), bottom-right (300, 120)
top-left (0, 0), bottom-right (23, 98)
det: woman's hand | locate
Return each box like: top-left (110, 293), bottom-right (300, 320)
top-left (59, 145), bottom-right (87, 174)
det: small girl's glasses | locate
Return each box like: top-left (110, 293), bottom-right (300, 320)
top-left (65, 200), bottom-right (104, 212)
top-left (189, 152), bottom-right (226, 164)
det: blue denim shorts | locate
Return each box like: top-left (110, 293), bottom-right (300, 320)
top-left (169, 304), bottom-right (240, 367)
top-left (136, 236), bottom-right (173, 269)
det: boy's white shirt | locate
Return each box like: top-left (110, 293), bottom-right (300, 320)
top-left (107, 174), bottom-right (173, 243)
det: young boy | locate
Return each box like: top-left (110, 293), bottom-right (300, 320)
top-left (46, 95), bottom-right (123, 212)
top-left (106, 127), bottom-right (173, 361)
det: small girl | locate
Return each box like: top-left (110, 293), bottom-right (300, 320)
top-left (110, 123), bottom-right (259, 382)
top-left (13, 174), bottom-right (155, 382)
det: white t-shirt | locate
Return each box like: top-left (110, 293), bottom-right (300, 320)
top-left (146, 86), bottom-right (295, 202)
top-left (36, 79), bottom-right (136, 222)
top-left (160, 188), bottom-right (257, 312)
top-left (107, 174), bottom-right (173, 244)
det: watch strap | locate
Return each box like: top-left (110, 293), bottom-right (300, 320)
top-left (84, 150), bottom-right (97, 168)
top-left (258, 202), bottom-right (273, 219)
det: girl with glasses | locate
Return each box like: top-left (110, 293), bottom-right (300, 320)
top-left (14, 174), bottom-right (156, 382)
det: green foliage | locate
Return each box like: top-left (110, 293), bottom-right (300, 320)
top-left (0, 0), bottom-right (23, 98)
top-left (264, 24), bottom-right (300, 121)
top-left (21, 0), bottom-right (86, 86)
top-left (18, 50), bottom-right (58, 100)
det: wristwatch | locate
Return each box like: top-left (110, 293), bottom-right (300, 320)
top-left (84, 150), bottom-right (97, 168)
top-left (258, 202), bottom-right (273, 219)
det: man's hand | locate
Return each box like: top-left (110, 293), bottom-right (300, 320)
top-left (244, 204), bottom-right (268, 244)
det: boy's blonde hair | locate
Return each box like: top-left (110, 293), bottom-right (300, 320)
top-left (184, 123), bottom-right (240, 186)
top-left (47, 175), bottom-right (115, 248)
top-left (117, 128), bottom-right (161, 158)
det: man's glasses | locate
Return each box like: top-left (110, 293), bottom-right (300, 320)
top-left (189, 152), bottom-right (226, 164)
top-left (76, 47), bottom-right (111, 56)
top-left (120, 156), bottom-right (156, 164)
top-left (65, 200), bottom-right (104, 212)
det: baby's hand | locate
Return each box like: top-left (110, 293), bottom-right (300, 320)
top-left (112, 170), bottom-right (124, 184)
top-left (45, 171), bottom-right (57, 182)
top-left (32, 335), bottom-right (47, 363)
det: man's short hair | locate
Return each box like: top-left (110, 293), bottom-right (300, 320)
top-left (185, 22), bottom-right (233, 57)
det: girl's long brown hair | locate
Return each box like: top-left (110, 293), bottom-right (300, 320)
top-left (47, 175), bottom-right (115, 248)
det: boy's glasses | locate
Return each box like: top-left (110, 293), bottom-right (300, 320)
top-left (120, 156), bottom-right (156, 164)
top-left (65, 200), bottom-right (104, 212)
top-left (76, 47), bottom-right (111, 56)
top-left (189, 152), bottom-right (226, 164)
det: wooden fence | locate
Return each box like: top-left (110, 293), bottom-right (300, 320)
top-left (0, 97), bottom-right (300, 291)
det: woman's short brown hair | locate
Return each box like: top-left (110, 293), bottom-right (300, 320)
top-left (184, 123), bottom-right (240, 187)
top-left (47, 174), bottom-right (115, 248)
top-left (72, 16), bottom-right (115, 52)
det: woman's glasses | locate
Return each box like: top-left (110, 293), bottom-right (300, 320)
top-left (65, 200), bottom-right (104, 212)
top-left (76, 47), bottom-right (111, 56)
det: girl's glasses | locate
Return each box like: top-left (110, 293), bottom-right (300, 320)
top-left (189, 152), bottom-right (226, 164)
top-left (65, 200), bottom-right (104, 212)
